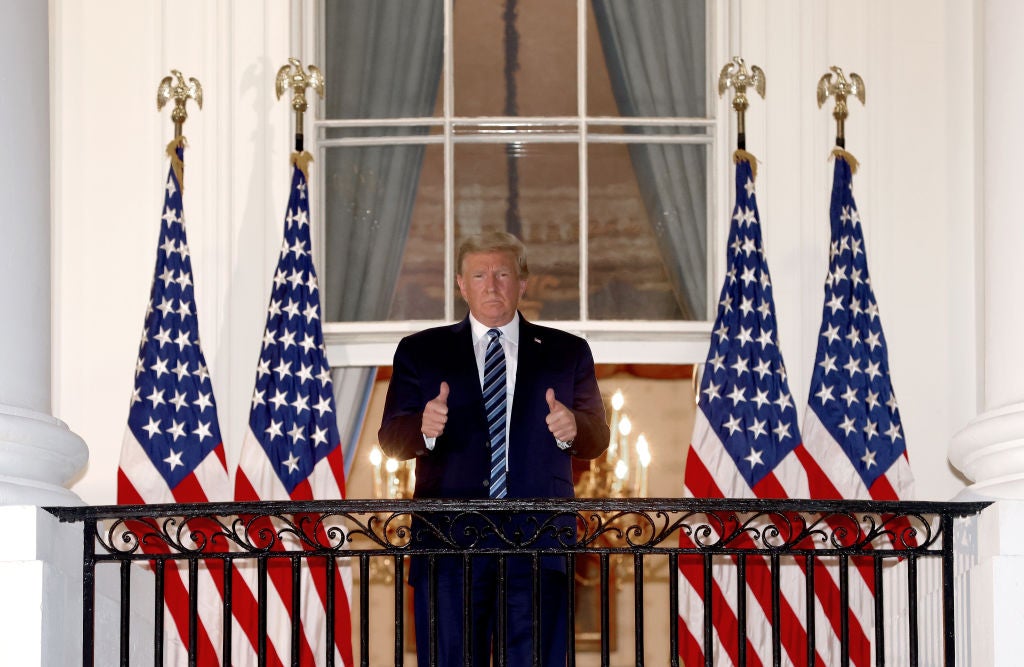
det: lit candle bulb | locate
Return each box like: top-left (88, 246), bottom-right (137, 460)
top-left (636, 434), bottom-right (651, 497)
top-left (370, 446), bottom-right (383, 498)
top-left (619, 415), bottom-right (632, 437)
top-left (611, 390), bottom-right (625, 412)
top-left (636, 435), bottom-right (651, 467)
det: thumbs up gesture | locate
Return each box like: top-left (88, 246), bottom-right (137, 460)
top-left (421, 382), bottom-right (449, 438)
top-left (545, 388), bottom-right (577, 444)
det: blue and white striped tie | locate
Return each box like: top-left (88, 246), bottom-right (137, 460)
top-left (482, 328), bottom-right (507, 499)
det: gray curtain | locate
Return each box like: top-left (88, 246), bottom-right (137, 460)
top-left (591, 0), bottom-right (708, 319)
top-left (322, 0), bottom-right (444, 474)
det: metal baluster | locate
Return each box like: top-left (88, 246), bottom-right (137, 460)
top-left (463, 555), bottom-right (472, 667)
top-left (291, 556), bottom-right (301, 666)
top-left (669, 553), bottom-right (679, 667)
top-left (633, 553), bottom-right (645, 666)
top-left (600, 553), bottom-right (610, 667)
top-left (567, 553), bottom-right (577, 667)
top-left (908, 555), bottom-right (919, 667)
top-left (189, 558), bottom-right (199, 667)
top-left (257, 557), bottom-right (268, 667)
top-left (703, 553), bottom-right (713, 667)
top-left (737, 554), bottom-right (747, 667)
top-left (153, 559), bottom-right (164, 667)
top-left (874, 556), bottom-right (885, 667)
top-left (840, 554), bottom-right (850, 667)
top-left (120, 560), bottom-right (131, 667)
top-left (533, 553), bottom-right (541, 667)
top-left (395, 555), bottom-right (405, 667)
top-left (770, 552), bottom-right (781, 667)
top-left (222, 558), bottom-right (232, 667)
top-left (805, 554), bottom-right (816, 667)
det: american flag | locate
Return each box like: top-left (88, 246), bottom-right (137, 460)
top-left (232, 154), bottom-right (354, 666)
top-left (798, 152), bottom-right (916, 665)
top-left (680, 155), bottom-right (872, 665)
top-left (802, 153), bottom-right (914, 502)
top-left (117, 142), bottom-right (230, 666)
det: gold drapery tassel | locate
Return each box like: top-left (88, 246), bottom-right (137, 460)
top-left (292, 150), bottom-right (314, 182)
top-left (733, 148), bottom-right (758, 181)
top-left (831, 147), bottom-right (859, 174)
top-left (165, 137), bottom-right (188, 189)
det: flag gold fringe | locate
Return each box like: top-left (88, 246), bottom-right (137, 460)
top-left (831, 147), bottom-right (859, 174)
top-left (292, 151), bottom-right (314, 181)
top-left (165, 137), bottom-right (188, 189)
top-left (733, 149), bottom-right (758, 181)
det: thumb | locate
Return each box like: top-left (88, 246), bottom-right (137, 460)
top-left (437, 381), bottom-right (450, 404)
top-left (545, 388), bottom-right (557, 412)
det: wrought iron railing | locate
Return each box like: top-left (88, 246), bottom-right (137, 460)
top-left (48, 498), bottom-right (989, 667)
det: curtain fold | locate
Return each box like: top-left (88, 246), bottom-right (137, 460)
top-left (592, 0), bottom-right (708, 319)
top-left (322, 0), bottom-right (444, 474)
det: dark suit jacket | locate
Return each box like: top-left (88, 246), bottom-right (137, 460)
top-left (378, 313), bottom-right (609, 501)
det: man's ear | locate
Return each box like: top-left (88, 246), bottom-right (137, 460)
top-left (456, 274), bottom-right (466, 300)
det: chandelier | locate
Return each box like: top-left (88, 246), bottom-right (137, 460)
top-left (576, 389), bottom-right (651, 498)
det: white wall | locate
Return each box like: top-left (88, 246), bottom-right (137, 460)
top-left (53, 0), bottom-right (976, 505)
top-left (53, 0), bottom-right (294, 504)
top-left (735, 0), bottom-right (978, 501)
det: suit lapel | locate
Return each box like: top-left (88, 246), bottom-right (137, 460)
top-left (512, 316), bottom-right (540, 428)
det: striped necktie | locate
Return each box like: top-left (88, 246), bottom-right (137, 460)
top-left (482, 328), bottom-right (508, 499)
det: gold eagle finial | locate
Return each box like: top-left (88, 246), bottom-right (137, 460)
top-left (718, 57), bottom-right (765, 151)
top-left (157, 70), bottom-right (202, 138)
top-left (275, 57), bottom-right (325, 113)
top-left (817, 66), bottom-right (865, 146)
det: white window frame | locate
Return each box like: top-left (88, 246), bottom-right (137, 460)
top-left (301, 0), bottom-right (735, 368)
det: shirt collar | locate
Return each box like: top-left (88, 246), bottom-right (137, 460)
top-left (468, 311), bottom-right (520, 346)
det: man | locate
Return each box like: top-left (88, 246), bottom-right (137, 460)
top-left (378, 231), bottom-right (609, 666)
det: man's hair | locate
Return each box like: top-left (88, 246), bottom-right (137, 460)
top-left (456, 231), bottom-right (530, 279)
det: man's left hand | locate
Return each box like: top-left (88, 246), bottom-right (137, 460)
top-left (545, 388), bottom-right (577, 444)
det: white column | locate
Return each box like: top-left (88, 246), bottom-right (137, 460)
top-left (949, 0), bottom-right (1024, 499)
top-left (0, 0), bottom-right (86, 505)
top-left (951, 2), bottom-right (1024, 665)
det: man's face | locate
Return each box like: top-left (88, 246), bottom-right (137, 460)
top-left (457, 250), bottom-right (528, 328)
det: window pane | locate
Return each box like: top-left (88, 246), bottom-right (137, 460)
top-left (588, 141), bottom-right (708, 320)
top-left (587, 0), bottom-right (707, 118)
top-left (453, 0), bottom-right (577, 117)
top-left (453, 141), bottom-right (580, 320)
top-left (322, 0), bottom-right (444, 119)
top-left (322, 143), bottom-right (445, 322)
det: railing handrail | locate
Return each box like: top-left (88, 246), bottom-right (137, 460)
top-left (44, 497), bottom-right (992, 522)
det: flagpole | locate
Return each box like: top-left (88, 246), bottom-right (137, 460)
top-left (816, 66), bottom-right (866, 149)
top-left (276, 57), bottom-right (325, 153)
top-left (156, 70), bottom-right (202, 188)
top-left (718, 57), bottom-right (765, 152)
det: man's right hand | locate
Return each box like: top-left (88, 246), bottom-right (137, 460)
top-left (421, 381), bottom-right (449, 438)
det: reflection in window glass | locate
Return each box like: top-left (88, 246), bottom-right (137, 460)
top-left (453, 142), bottom-right (580, 320)
top-left (322, 0), bottom-right (443, 119)
top-left (587, 0), bottom-right (707, 118)
top-left (588, 141), bottom-right (707, 320)
top-left (323, 144), bottom-right (445, 322)
top-left (453, 0), bottom-right (577, 117)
